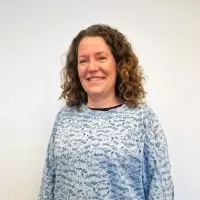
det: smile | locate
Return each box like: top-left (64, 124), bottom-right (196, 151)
top-left (87, 77), bottom-right (105, 82)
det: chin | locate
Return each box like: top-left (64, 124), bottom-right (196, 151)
top-left (87, 91), bottom-right (103, 96)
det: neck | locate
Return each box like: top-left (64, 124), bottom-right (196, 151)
top-left (87, 95), bottom-right (121, 109)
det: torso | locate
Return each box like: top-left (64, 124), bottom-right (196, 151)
top-left (53, 104), bottom-right (147, 199)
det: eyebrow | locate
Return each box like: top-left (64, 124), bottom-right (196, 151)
top-left (78, 51), bottom-right (108, 58)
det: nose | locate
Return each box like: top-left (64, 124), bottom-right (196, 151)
top-left (88, 59), bottom-right (99, 72)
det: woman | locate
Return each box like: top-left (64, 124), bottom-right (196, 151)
top-left (39, 24), bottom-right (174, 200)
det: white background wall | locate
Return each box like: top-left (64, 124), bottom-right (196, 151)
top-left (0, 0), bottom-right (200, 199)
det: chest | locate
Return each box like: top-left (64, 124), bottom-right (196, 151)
top-left (54, 114), bottom-right (145, 165)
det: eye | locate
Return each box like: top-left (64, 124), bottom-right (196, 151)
top-left (98, 56), bottom-right (107, 61)
top-left (79, 59), bottom-right (88, 64)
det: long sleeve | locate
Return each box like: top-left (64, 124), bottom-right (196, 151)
top-left (142, 108), bottom-right (174, 200)
top-left (38, 112), bottom-right (61, 200)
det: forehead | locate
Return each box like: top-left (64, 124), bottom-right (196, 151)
top-left (78, 36), bottom-right (111, 55)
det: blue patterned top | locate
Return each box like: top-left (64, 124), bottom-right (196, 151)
top-left (38, 104), bottom-right (174, 200)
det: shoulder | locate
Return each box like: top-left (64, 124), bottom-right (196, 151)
top-left (137, 105), bottom-right (165, 142)
top-left (57, 105), bottom-right (76, 115)
top-left (125, 103), bottom-right (157, 121)
top-left (136, 103), bottom-right (156, 116)
top-left (53, 105), bottom-right (78, 123)
top-left (140, 104), bottom-right (158, 127)
top-left (128, 104), bottom-right (163, 137)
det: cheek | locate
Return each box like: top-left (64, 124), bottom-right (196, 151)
top-left (109, 63), bottom-right (117, 78)
top-left (77, 67), bottom-right (85, 80)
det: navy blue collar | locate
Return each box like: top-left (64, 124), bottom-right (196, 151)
top-left (87, 104), bottom-right (123, 111)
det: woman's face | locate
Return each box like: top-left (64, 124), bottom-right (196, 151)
top-left (77, 36), bottom-right (117, 104)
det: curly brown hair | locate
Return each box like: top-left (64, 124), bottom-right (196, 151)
top-left (60, 24), bottom-right (146, 108)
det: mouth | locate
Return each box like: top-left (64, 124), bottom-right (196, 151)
top-left (87, 77), bottom-right (105, 82)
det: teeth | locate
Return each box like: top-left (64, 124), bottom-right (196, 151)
top-left (88, 77), bottom-right (103, 81)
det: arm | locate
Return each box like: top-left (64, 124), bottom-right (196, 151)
top-left (38, 111), bottom-right (62, 200)
top-left (142, 108), bottom-right (174, 200)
